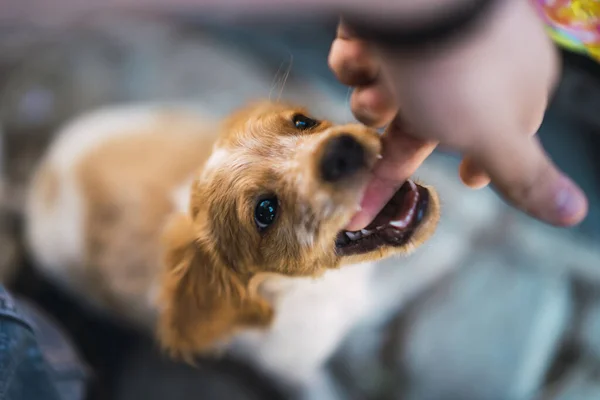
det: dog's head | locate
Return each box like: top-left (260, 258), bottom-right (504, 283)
top-left (158, 101), bottom-right (439, 359)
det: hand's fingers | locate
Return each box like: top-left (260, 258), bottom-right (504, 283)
top-left (329, 20), bottom-right (397, 127)
top-left (350, 81), bottom-right (397, 128)
top-left (459, 157), bottom-right (491, 189)
top-left (346, 118), bottom-right (437, 230)
top-left (459, 105), bottom-right (546, 190)
top-left (471, 133), bottom-right (587, 227)
top-left (328, 34), bottom-right (379, 87)
top-left (336, 20), bottom-right (353, 40)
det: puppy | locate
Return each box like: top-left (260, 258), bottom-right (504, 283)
top-left (25, 101), bottom-right (440, 396)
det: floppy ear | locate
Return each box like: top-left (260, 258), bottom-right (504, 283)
top-left (157, 213), bottom-right (273, 362)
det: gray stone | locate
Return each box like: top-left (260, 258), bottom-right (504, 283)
top-left (115, 342), bottom-right (284, 400)
top-left (538, 364), bottom-right (600, 400)
top-left (330, 323), bottom-right (394, 399)
top-left (579, 298), bottom-right (600, 363)
top-left (394, 257), bottom-right (572, 400)
top-left (511, 214), bottom-right (600, 284)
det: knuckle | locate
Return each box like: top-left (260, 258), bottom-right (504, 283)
top-left (328, 41), bottom-right (378, 86)
top-left (350, 92), bottom-right (388, 127)
top-left (344, 42), bottom-right (370, 67)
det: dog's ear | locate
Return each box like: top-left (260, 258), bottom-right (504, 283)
top-left (157, 213), bottom-right (273, 362)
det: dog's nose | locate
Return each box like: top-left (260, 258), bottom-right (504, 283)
top-left (320, 134), bottom-right (366, 182)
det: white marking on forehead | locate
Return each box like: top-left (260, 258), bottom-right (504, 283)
top-left (205, 135), bottom-right (302, 178)
top-left (204, 147), bottom-right (230, 172)
top-left (171, 176), bottom-right (195, 213)
top-left (235, 135), bottom-right (300, 157)
top-left (200, 147), bottom-right (242, 182)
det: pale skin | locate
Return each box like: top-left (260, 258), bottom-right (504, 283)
top-left (6, 0), bottom-right (588, 228)
top-left (328, 0), bottom-right (588, 229)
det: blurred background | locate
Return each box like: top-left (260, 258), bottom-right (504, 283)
top-left (1, 10), bottom-right (600, 400)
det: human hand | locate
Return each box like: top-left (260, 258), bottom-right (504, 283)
top-left (329, 0), bottom-right (588, 230)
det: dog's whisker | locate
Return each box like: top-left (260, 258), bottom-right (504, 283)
top-left (276, 54), bottom-right (293, 103)
top-left (269, 60), bottom-right (287, 102)
top-left (269, 52), bottom-right (293, 103)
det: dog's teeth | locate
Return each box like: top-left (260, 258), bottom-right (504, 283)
top-left (346, 231), bottom-right (362, 241)
top-left (360, 229), bottom-right (373, 236)
top-left (390, 218), bottom-right (411, 229)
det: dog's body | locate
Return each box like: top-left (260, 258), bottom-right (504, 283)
top-left (26, 106), bottom-right (218, 328)
top-left (25, 102), bottom-right (439, 396)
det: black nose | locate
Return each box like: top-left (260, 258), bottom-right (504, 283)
top-left (320, 134), bottom-right (366, 182)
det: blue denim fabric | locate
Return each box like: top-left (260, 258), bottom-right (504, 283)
top-left (16, 300), bottom-right (88, 400)
top-left (0, 286), bottom-right (61, 400)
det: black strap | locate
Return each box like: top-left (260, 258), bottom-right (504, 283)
top-left (344, 0), bottom-right (498, 52)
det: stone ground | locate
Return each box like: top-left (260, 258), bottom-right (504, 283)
top-left (1, 14), bottom-right (600, 400)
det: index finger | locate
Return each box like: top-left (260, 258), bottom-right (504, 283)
top-left (346, 117), bottom-right (437, 230)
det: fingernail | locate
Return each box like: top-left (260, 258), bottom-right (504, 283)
top-left (554, 177), bottom-right (588, 225)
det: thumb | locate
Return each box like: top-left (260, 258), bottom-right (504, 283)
top-left (470, 132), bottom-right (587, 227)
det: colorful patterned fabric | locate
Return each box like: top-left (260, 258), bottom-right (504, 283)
top-left (534, 0), bottom-right (600, 61)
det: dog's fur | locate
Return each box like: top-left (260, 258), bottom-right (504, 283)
top-left (25, 101), bottom-right (439, 394)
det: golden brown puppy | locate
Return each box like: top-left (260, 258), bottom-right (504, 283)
top-left (25, 101), bottom-right (439, 397)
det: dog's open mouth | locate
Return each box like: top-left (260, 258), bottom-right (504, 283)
top-left (335, 180), bottom-right (430, 256)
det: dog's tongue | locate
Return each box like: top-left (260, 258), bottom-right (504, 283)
top-left (364, 180), bottom-right (420, 231)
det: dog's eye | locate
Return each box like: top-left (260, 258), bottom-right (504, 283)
top-left (292, 114), bottom-right (318, 130)
top-left (255, 197), bottom-right (278, 230)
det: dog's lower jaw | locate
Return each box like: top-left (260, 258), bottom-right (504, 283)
top-left (335, 184), bottom-right (440, 264)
